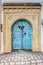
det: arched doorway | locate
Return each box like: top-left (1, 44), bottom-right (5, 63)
top-left (12, 20), bottom-right (32, 50)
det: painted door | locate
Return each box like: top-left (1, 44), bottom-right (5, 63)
top-left (12, 20), bottom-right (32, 49)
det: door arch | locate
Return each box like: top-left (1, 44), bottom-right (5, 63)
top-left (12, 20), bottom-right (32, 50)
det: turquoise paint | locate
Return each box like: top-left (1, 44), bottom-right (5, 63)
top-left (12, 20), bottom-right (32, 49)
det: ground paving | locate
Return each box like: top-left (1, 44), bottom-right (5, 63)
top-left (0, 50), bottom-right (43, 65)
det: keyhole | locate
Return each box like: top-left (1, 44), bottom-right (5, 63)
top-left (24, 33), bottom-right (26, 35)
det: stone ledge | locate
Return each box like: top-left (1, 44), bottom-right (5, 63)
top-left (3, 3), bottom-right (41, 6)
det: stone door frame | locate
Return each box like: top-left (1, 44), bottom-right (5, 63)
top-left (3, 6), bottom-right (41, 53)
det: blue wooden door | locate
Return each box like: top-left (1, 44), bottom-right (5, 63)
top-left (12, 20), bottom-right (32, 49)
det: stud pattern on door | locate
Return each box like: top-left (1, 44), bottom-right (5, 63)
top-left (12, 20), bottom-right (32, 49)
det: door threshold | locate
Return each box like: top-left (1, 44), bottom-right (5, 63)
top-left (12, 49), bottom-right (32, 52)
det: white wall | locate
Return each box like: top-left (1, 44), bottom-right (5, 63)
top-left (41, 25), bottom-right (43, 51)
top-left (3, 0), bottom-right (42, 3)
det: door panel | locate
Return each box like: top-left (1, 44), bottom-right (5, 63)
top-left (12, 22), bottom-right (22, 49)
top-left (12, 20), bottom-right (32, 50)
top-left (22, 21), bottom-right (32, 49)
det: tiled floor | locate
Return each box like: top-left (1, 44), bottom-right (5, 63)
top-left (0, 50), bottom-right (43, 65)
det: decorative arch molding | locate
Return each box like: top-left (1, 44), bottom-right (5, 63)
top-left (3, 5), bottom-right (41, 53)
